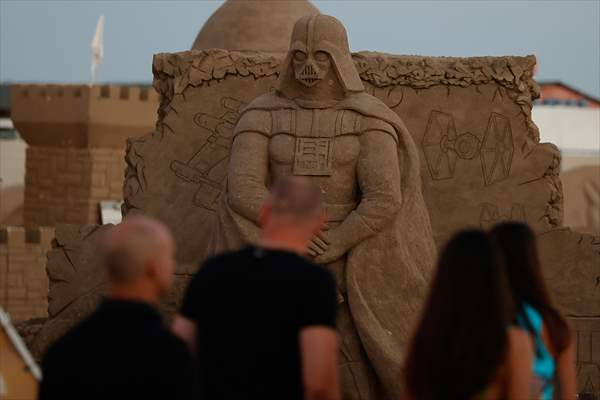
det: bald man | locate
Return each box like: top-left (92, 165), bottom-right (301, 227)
top-left (173, 176), bottom-right (340, 400)
top-left (39, 216), bottom-right (196, 400)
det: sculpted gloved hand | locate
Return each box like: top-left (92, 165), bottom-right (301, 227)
top-left (308, 212), bottom-right (378, 264)
top-left (308, 228), bottom-right (350, 264)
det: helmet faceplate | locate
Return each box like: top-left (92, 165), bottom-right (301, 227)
top-left (278, 15), bottom-right (364, 94)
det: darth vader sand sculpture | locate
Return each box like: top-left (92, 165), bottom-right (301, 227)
top-left (209, 15), bottom-right (436, 399)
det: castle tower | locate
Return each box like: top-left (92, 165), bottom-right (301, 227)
top-left (10, 84), bottom-right (158, 227)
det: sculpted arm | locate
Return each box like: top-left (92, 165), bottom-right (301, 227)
top-left (226, 111), bottom-right (271, 223)
top-left (354, 129), bottom-right (403, 233)
top-left (314, 126), bottom-right (401, 264)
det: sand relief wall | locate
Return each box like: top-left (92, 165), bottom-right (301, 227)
top-left (29, 50), bottom-right (600, 395)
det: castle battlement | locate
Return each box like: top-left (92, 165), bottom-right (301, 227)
top-left (11, 84), bottom-right (159, 149)
top-left (89, 85), bottom-right (159, 102)
top-left (15, 84), bottom-right (89, 101)
top-left (0, 226), bottom-right (55, 247)
top-left (13, 84), bottom-right (159, 104)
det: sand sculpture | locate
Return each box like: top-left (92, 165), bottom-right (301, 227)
top-left (205, 15), bottom-right (435, 398)
top-left (25, 6), bottom-right (599, 397)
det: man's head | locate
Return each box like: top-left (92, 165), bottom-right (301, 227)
top-left (259, 176), bottom-right (325, 252)
top-left (103, 215), bottom-right (175, 302)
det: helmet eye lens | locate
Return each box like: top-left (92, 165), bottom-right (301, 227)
top-left (314, 51), bottom-right (328, 62)
top-left (294, 51), bottom-right (307, 62)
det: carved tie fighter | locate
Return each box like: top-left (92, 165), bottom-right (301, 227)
top-left (422, 110), bottom-right (480, 180)
top-left (481, 112), bottom-right (514, 185)
top-left (422, 110), bottom-right (513, 185)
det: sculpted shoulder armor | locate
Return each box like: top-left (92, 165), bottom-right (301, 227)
top-left (233, 110), bottom-right (272, 138)
top-left (358, 115), bottom-right (399, 144)
top-left (339, 111), bottom-right (398, 144)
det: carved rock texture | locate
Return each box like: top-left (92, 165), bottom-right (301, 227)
top-left (28, 224), bottom-right (111, 359)
top-left (29, 224), bottom-right (196, 359)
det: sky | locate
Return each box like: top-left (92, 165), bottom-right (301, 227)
top-left (1, 0), bottom-right (599, 97)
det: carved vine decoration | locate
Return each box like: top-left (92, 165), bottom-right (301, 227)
top-left (152, 50), bottom-right (540, 147)
top-left (353, 52), bottom-right (540, 150)
top-left (152, 49), bottom-right (279, 134)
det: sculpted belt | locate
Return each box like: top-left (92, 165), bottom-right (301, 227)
top-left (324, 202), bottom-right (357, 222)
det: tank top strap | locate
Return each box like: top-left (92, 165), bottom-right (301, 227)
top-left (517, 303), bottom-right (542, 333)
top-left (516, 303), bottom-right (556, 400)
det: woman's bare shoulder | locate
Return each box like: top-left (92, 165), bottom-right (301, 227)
top-left (507, 326), bottom-right (533, 354)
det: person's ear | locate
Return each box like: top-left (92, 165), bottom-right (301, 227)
top-left (259, 203), bottom-right (271, 227)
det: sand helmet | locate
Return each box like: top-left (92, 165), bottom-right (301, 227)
top-left (278, 15), bottom-right (364, 93)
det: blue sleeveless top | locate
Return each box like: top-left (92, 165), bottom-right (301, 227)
top-left (516, 303), bottom-right (555, 400)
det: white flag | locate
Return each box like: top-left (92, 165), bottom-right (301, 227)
top-left (90, 15), bottom-right (104, 84)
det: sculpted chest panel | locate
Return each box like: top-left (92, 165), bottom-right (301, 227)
top-left (267, 108), bottom-right (361, 175)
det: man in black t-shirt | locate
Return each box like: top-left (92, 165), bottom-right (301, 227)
top-left (173, 176), bottom-right (340, 400)
top-left (39, 216), bottom-right (196, 400)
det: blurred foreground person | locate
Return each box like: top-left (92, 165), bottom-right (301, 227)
top-left (173, 176), bottom-right (340, 400)
top-left (403, 230), bottom-right (533, 400)
top-left (39, 216), bottom-right (195, 400)
top-left (491, 222), bottom-right (576, 399)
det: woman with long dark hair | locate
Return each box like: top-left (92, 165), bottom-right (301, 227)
top-left (491, 222), bottom-right (576, 399)
top-left (403, 229), bottom-right (533, 400)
